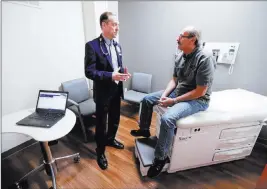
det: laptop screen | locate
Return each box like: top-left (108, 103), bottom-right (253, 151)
top-left (37, 91), bottom-right (68, 111)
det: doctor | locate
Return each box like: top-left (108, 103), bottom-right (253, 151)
top-left (85, 12), bottom-right (131, 170)
top-left (130, 26), bottom-right (216, 178)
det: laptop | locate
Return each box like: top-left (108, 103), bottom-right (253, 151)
top-left (16, 90), bottom-right (69, 128)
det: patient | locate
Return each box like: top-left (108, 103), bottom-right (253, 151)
top-left (130, 26), bottom-right (216, 178)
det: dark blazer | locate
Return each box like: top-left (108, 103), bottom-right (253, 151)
top-left (84, 34), bottom-right (124, 104)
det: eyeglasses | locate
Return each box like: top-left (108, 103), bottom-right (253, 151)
top-left (179, 34), bottom-right (194, 39)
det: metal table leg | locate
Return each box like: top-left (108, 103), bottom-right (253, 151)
top-left (13, 141), bottom-right (80, 189)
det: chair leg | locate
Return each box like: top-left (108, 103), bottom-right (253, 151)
top-left (78, 115), bottom-right (88, 143)
top-left (139, 102), bottom-right (142, 117)
top-left (137, 102), bottom-right (142, 124)
top-left (48, 163), bottom-right (57, 189)
top-left (76, 106), bottom-right (88, 143)
top-left (13, 163), bottom-right (45, 189)
top-left (54, 153), bottom-right (80, 162)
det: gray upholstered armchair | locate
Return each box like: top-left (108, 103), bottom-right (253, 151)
top-left (61, 77), bottom-right (96, 143)
top-left (124, 72), bottom-right (152, 116)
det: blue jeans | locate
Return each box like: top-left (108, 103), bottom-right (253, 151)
top-left (139, 90), bottom-right (209, 160)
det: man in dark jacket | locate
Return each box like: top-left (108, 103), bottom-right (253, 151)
top-left (84, 11), bottom-right (131, 170)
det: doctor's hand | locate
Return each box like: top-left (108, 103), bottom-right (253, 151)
top-left (158, 97), bottom-right (175, 107)
top-left (112, 72), bottom-right (130, 82)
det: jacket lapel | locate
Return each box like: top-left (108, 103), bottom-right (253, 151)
top-left (114, 44), bottom-right (122, 69)
top-left (99, 35), bottom-right (113, 69)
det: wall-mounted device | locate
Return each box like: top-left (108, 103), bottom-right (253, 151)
top-left (202, 42), bottom-right (240, 75)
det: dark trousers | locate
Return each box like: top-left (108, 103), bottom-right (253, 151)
top-left (95, 87), bottom-right (121, 154)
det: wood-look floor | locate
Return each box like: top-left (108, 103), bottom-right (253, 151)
top-left (2, 102), bottom-right (267, 189)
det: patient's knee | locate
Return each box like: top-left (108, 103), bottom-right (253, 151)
top-left (161, 114), bottom-right (176, 129)
top-left (142, 94), bottom-right (154, 105)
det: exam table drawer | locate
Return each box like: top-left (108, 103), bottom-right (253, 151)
top-left (213, 147), bottom-right (252, 161)
top-left (219, 125), bottom-right (261, 139)
top-left (216, 137), bottom-right (256, 150)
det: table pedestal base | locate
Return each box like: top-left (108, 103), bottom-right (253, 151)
top-left (14, 141), bottom-right (80, 189)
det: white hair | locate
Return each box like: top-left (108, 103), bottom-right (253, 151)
top-left (182, 26), bottom-right (201, 47)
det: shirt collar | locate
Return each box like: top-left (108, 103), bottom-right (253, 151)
top-left (102, 34), bottom-right (113, 46)
top-left (183, 47), bottom-right (200, 59)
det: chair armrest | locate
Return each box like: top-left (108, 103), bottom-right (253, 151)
top-left (68, 99), bottom-right (79, 107)
top-left (67, 99), bottom-right (82, 116)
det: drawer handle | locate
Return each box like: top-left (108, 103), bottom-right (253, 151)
top-left (228, 138), bottom-right (249, 143)
top-left (234, 127), bottom-right (258, 132)
top-left (222, 149), bottom-right (249, 155)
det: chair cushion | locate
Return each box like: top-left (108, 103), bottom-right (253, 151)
top-left (68, 98), bottom-right (96, 116)
top-left (124, 90), bottom-right (147, 103)
top-left (62, 78), bottom-right (90, 103)
top-left (132, 73), bottom-right (152, 93)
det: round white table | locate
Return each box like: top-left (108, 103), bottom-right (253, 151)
top-left (2, 108), bottom-right (80, 189)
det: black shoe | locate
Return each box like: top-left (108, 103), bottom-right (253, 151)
top-left (106, 139), bottom-right (124, 149)
top-left (130, 129), bottom-right (151, 137)
top-left (147, 157), bottom-right (169, 178)
top-left (96, 152), bottom-right (108, 170)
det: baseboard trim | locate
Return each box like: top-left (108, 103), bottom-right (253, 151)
top-left (1, 139), bottom-right (38, 160)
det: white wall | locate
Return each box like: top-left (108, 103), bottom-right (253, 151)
top-left (94, 1), bottom-right (108, 38)
top-left (82, 1), bottom-right (119, 42)
top-left (82, 1), bottom-right (97, 42)
top-left (0, 2), bottom-right (2, 185)
top-left (107, 1), bottom-right (119, 42)
top-left (2, 1), bottom-right (85, 152)
top-left (119, 1), bottom-right (267, 95)
top-left (94, 1), bottom-right (119, 41)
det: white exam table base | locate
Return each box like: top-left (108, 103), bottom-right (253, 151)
top-left (166, 122), bottom-right (260, 173)
top-left (135, 116), bottom-right (262, 176)
top-left (135, 119), bottom-right (262, 176)
top-left (135, 145), bottom-right (246, 177)
top-left (135, 89), bottom-right (267, 176)
top-left (135, 119), bottom-right (263, 177)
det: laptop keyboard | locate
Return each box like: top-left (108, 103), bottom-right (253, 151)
top-left (29, 113), bottom-right (62, 120)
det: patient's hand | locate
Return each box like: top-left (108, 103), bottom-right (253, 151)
top-left (159, 96), bottom-right (166, 101)
top-left (158, 97), bottom-right (174, 107)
